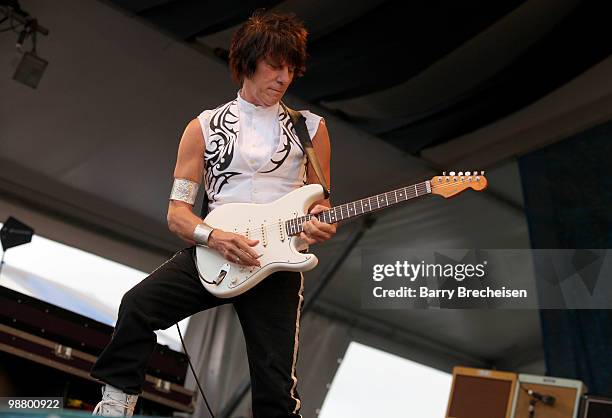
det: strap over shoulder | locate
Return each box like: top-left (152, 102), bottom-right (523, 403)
top-left (283, 103), bottom-right (331, 199)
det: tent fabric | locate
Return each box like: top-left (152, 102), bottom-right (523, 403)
top-left (519, 121), bottom-right (612, 396)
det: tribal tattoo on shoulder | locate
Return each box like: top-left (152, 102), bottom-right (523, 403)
top-left (205, 100), bottom-right (242, 198)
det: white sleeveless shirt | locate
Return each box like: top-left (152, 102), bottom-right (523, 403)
top-left (197, 92), bottom-right (322, 213)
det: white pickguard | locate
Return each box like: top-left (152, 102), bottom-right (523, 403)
top-left (195, 184), bottom-right (324, 298)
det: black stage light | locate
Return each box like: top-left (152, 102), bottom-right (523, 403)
top-left (13, 51), bottom-right (47, 88)
top-left (0, 216), bottom-right (34, 251)
top-left (1, 2), bottom-right (50, 88)
top-left (0, 216), bottom-right (34, 278)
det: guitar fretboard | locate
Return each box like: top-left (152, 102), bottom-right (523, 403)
top-left (286, 181), bottom-right (431, 236)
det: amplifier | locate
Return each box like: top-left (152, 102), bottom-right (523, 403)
top-left (446, 366), bottom-right (518, 418)
top-left (579, 395), bottom-right (612, 418)
top-left (510, 374), bottom-right (586, 418)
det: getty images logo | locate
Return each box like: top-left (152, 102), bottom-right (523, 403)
top-left (372, 260), bottom-right (488, 282)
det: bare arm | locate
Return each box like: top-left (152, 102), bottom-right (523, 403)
top-left (167, 119), bottom-right (261, 266)
top-left (167, 119), bottom-right (206, 245)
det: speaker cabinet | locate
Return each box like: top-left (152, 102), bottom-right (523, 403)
top-left (579, 395), bottom-right (612, 418)
top-left (510, 374), bottom-right (586, 418)
top-left (446, 367), bottom-right (518, 418)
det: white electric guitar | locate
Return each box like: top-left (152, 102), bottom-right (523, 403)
top-left (195, 171), bottom-right (488, 297)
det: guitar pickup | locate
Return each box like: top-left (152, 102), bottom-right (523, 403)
top-left (260, 224), bottom-right (268, 247)
top-left (278, 218), bottom-right (285, 242)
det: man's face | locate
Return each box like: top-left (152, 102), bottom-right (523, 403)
top-left (244, 57), bottom-right (295, 106)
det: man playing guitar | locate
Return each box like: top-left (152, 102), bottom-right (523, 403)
top-left (91, 10), bottom-right (335, 418)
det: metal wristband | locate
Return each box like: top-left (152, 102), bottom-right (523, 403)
top-left (193, 223), bottom-right (214, 246)
top-left (170, 178), bottom-right (199, 205)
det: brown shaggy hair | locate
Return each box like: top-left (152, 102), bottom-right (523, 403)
top-left (229, 10), bottom-right (308, 84)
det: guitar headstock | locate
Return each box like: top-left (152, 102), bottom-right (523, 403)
top-left (430, 171), bottom-right (488, 198)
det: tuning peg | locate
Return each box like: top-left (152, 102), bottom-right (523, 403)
top-left (465, 171), bottom-right (471, 176)
top-left (481, 170), bottom-right (485, 175)
top-left (442, 171), bottom-right (446, 176)
top-left (458, 171), bottom-right (463, 176)
top-left (450, 171), bottom-right (455, 176)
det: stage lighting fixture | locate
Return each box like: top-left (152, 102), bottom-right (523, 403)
top-left (13, 51), bottom-right (47, 88)
top-left (0, 216), bottom-right (34, 278)
top-left (0, 216), bottom-right (34, 251)
top-left (1, 2), bottom-right (49, 88)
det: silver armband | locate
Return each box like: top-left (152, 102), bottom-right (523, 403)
top-left (193, 223), bottom-right (214, 246)
top-left (170, 178), bottom-right (199, 205)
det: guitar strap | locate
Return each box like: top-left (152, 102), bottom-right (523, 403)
top-left (283, 104), bottom-right (331, 199)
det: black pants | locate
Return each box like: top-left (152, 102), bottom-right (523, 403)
top-left (90, 247), bottom-right (304, 418)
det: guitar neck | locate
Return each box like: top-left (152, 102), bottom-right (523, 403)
top-left (287, 180), bottom-right (431, 235)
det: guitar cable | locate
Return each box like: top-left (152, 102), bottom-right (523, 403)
top-left (176, 323), bottom-right (216, 418)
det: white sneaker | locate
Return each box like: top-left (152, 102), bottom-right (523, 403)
top-left (93, 385), bottom-right (138, 417)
